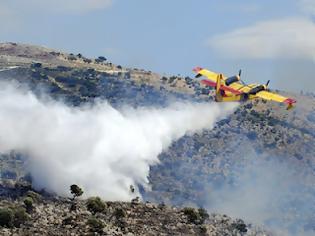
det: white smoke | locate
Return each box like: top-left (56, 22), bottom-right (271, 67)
top-left (0, 82), bottom-right (237, 200)
top-left (206, 152), bottom-right (315, 236)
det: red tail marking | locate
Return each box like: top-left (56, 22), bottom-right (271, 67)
top-left (193, 67), bottom-right (203, 73)
top-left (283, 98), bottom-right (297, 104)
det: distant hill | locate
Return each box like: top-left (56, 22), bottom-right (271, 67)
top-left (0, 42), bottom-right (315, 235)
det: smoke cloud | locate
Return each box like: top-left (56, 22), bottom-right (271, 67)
top-left (0, 82), bottom-right (237, 200)
top-left (206, 152), bottom-right (315, 236)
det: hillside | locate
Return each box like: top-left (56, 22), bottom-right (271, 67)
top-left (0, 42), bottom-right (315, 235)
top-left (0, 183), bottom-right (271, 236)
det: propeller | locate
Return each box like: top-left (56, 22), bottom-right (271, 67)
top-left (266, 80), bottom-right (270, 86)
top-left (265, 80), bottom-right (270, 90)
top-left (238, 69), bottom-right (246, 84)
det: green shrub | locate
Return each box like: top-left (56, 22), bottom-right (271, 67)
top-left (23, 197), bottom-right (34, 213)
top-left (0, 206), bottom-right (29, 228)
top-left (62, 216), bottom-right (74, 225)
top-left (70, 184), bottom-right (83, 199)
top-left (182, 207), bottom-right (209, 225)
top-left (198, 208), bottom-right (209, 224)
top-left (26, 190), bottom-right (42, 202)
top-left (232, 221), bottom-right (248, 233)
top-left (158, 202), bottom-right (166, 209)
top-left (113, 208), bottom-right (126, 220)
top-left (199, 225), bottom-right (208, 235)
top-left (183, 207), bottom-right (199, 224)
top-left (131, 196), bottom-right (140, 204)
top-left (12, 207), bottom-right (28, 228)
top-left (83, 58), bottom-right (92, 63)
top-left (69, 202), bottom-right (77, 212)
top-left (0, 208), bottom-right (14, 228)
top-left (168, 76), bottom-right (177, 84)
top-left (161, 76), bottom-right (168, 82)
top-left (68, 54), bottom-right (77, 61)
top-left (87, 216), bottom-right (104, 233)
top-left (86, 197), bottom-right (106, 214)
top-left (113, 208), bottom-right (127, 229)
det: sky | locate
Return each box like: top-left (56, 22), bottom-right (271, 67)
top-left (0, 0), bottom-right (315, 92)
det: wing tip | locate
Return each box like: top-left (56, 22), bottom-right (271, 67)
top-left (193, 67), bottom-right (203, 73)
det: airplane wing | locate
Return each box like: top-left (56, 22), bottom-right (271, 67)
top-left (193, 67), bottom-right (268, 94)
top-left (193, 67), bottom-right (242, 95)
top-left (193, 67), bottom-right (223, 82)
top-left (255, 91), bottom-right (297, 109)
top-left (227, 82), bottom-right (256, 93)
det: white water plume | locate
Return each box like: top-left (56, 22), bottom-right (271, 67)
top-left (0, 82), bottom-right (237, 200)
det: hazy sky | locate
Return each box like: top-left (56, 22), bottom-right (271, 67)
top-left (1, 0), bottom-right (315, 92)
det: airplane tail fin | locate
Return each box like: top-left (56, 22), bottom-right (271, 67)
top-left (215, 74), bottom-right (223, 102)
top-left (283, 98), bottom-right (296, 110)
top-left (286, 103), bottom-right (294, 110)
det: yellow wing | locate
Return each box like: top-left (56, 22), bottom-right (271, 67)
top-left (256, 91), bottom-right (296, 109)
top-left (193, 67), bottom-right (257, 93)
top-left (256, 91), bottom-right (289, 102)
top-left (193, 67), bottom-right (224, 82)
top-left (228, 82), bottom-right (257, 93)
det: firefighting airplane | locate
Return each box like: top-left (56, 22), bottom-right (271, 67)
top-left (193, 67), bottom-right (296, 110)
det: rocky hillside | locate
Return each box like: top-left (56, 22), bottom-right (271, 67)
top-left (0, 42), bottom-right (315, 235)
top-left (0, 183), bottom-right (271, 236)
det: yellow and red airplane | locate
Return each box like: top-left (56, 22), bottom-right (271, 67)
top-left (193, 67), bottom-right (296, 110)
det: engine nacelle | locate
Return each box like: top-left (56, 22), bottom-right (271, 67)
top-left (248, 85), bottom-right (266, 95)
top-left (225, 75), bottom-right (240, 86)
